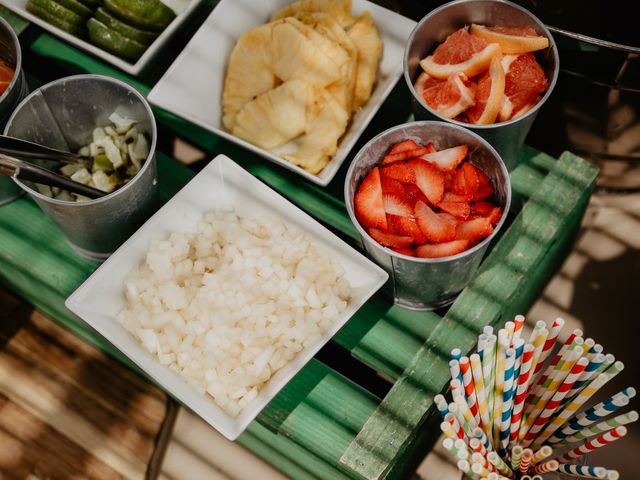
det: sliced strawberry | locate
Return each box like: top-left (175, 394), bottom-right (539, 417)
top-left (354, 167), bottom-right (387, 230)
top-left (415, 201), bottom-right (457, 243)
top-left (444, 171), bottom-right (455, 190)
top-left (452, 162), bottom-right (481, 196)
top-left (392, 246), bottom-right (417, 256)
top-left (410, 159), bottom-right (445, 205)
top-left (388, 214), bottom-right (428, 244)
top-left (383, 147), bottom-right (435, 165)
top-left (420, 145), bottom-right (468, 171)
top-left (389, 139), bottom-right (420, 155)
top-left (380, 177), bottom-right (407, 196)
top-left (404, 184), bottom-right (430, 207)
top-left (442, 191), bottom-right (472, 203)
top-left (380, 162), bottom-right (416, 184)
top-left (472, 184), bottom-right (494, 201)
top-left (438, 200), bottom-right (471, 219)
top-left (475, 166), bottom-right (491, 186)
top-left (368, 228), bottom-right (414, 248)
top-left (425, 142), bottom-right (437, 154)
top-left (471, 202), bottom-right (502, 226)
top-left (383, 192), bottom-right (413, 217)
top-left (455, 217), bottom-right (493, 243)
top-left (471, 201), bottom-right (495, 217)
top-left (416, 239), bottom-right (470, 258)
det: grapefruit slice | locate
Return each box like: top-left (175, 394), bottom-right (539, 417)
top-left (498, 53), bottom-right (548, 121)
top-left (416, 71), bottom-right (476, 119)
top-left (470, 24), bottom-right (549, 54)
top-left (419, 27), bottom-right (501, 79)
top-left (465, 55), bottom-right (505, 125)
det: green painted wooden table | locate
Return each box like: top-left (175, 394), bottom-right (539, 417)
top-left (0, 6), bottom-right (599, 480)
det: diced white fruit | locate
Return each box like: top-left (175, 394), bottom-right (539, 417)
top-left (92, 127), bottom-right (107, 142)
top-left (108, 112), bottom-right (135, 134)
top-left (70, 168), bottom-right (92, 185)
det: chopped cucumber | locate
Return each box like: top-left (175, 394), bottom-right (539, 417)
top-left (26, 0), bottom-right (85, 35)
top-left (95, 7), bottom-right (158, 46)
top-left (103, 0), bottom-right (175, 32)
top-left (87, 18), bottom-right (148, 61)
top-left (55, 0), bottom-right (93, 19)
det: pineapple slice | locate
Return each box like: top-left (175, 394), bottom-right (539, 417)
top-left (232, 79), bottom-right (312, 149)
top-left (270, 0), bottom-right (355, 28)
top-left (222, 23), bottom-right (277, 130)
top-left (347, 12), bottom-right (382, 109)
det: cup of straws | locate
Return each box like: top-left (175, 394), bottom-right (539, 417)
top-left (436, 315), bottom-right (637, 479)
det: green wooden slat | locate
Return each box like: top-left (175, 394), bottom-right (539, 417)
top-left (339, 152), bottom-right (598, 480)
top-left (0, 7), bottom-right (30, 34)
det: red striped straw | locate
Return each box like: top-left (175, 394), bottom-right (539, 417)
top-left (560, 426), bottom-right (628, 462)
top-left (532, 318), bottom-right (565, 377)
top-left (523, 357), bottom-right (589, 447)
top-left (519, 448), bottom-right (533, 475)
top-left (445, 413), bottom-right (466, 440)
top-left (529, 459), bottom-right (558, 474)
top-left (512, 314), bottom-right (525, 346)
top-left (527, 328), bottom-right (581, 409)
top-left (509, 344), bottom-right (535, 445)
top-left (460, 356), bottom-right (481, 426)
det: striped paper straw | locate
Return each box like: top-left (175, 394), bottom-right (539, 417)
top-left (510, 344), bottom-right (535, 446)
top-left (455, 395), bottom-right (478, 435)
top-left (460, 356), bottom-right (481, 426)
top-left (471, 461), bottom-right (489, 477)
top-left (498, 348), bottom-right (517, 455)
top-left (531, 317), bottom-right (565, 378)
top-left (607, 471), bottom-right (620, 479)
top-left (519, 448), bottom-right (533, 475)
top-left (442, 438), bottom-right (457, 457)
top-left (525, 324), bottom-right (548, 396)
top-left (470, 354), bottom-right (491, 438)
top-left (440, 421), bottom-right (458, 440)
top-left (470, 451), bottom-right (488, 468)
top-left (434, 394), bottom-right (449, 418)
top-left (493, 331), bottom-right (508, 445)
top-left (526, 356), bottom-right (589, 448)
top-left (445, 413), bottom-right (465, 440)
top-left (593, 353), bottom-right (616, 376)
top-left (559, 411), bottom-right (638, 445)
top-left (550, 387), bottom-right (636, 442)
top-left (557, 463), bottom-right (607, 479)
top-left (531, 476), bottom-right (543, 480)
top-left (483, 334), bottom-right (497, 425)
top-left (451, 348), bottom-right (462, 361)
top-left (527, 335), bottom-right (584, 413)
top-left (531, 445), bottom-right (552, 465)
top-left (510, 445), bottom-right (523, 471)
top-left (512, 315), bottom-right (525, 346)
top-left (478, 333), bottom-right (488, 360)
top-left (471, 427), bottom-right (491, 452)
top-left (560, 426), bottom-right (627, 462)
top-left (582, 337), bottom-right (595, 355)
top-left (559, 353), bottom-right (606, 409)
top-left (532, 372), bottom-right (614, 446)
top-left (487, 451), bottom-right (513, 477)
top-left (484, 325), bottom-right (494, 336)
top-left (522, 347), bottom-right (585, 439)
top-left (449, 402), bottom-right (472, 439)
top-left (469, 437), bottom-right (486, 457)
top-left (529, 459), bottom-right (558, 474)
top-left (457, 459), bottom-right (472, 477)
top-left (450, 359), bottom-right (463, 386)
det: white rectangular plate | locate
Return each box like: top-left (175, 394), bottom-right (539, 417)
top-left (147, 0), bottom-right (416, 185)
top-left (2, 0), bottom-right (204, 75)
top-left (65, 154), bottom-right (388, 440)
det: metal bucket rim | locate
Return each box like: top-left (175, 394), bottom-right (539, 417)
top-left (0, 16), bottom-right (24, 104)
top-left (402, 0), bottom-right (560, 130)
top-left (344, 120), bottom-right (512, 264)
top-left (3, 73), bottom-right (158, 207)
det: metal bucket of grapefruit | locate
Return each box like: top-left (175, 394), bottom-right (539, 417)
top-left (344, 121), bottom-right (511, 311)
top-left (404, 0), bottom-right (559, 171)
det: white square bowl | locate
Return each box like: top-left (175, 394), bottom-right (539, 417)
top-left (2, 0), bottom-right (205, 75)
top-left (65, 154), bottom-right (388, 440)
top-left (147, 0), bottom-right (416, 186)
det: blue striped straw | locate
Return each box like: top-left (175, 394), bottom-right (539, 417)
top-left (558, 352), bottom-right (606, 409)
top-left (434, 394), bottom-right (449, 419)
top-left (498, 347), bottom-right (516, 456)
top-left (549, 387), bottom-right (635, 442)
top-left (449, 359), bottom-right (463, 386)
top-left (557, 463), bottom-right (607, 478)
top-left (471, 427), bottom-right (492, 452)
top-left (478, 333), bottom-right (487, 361)
top-left (451, 348), bottom-right (462, 361)
top-left (510, 339), bottom-right (526, 392)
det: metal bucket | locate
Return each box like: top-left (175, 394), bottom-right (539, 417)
top-left (404, 0), bottom-right (559, 171)
top-left (4, 74), bottom-right (159, 262)
top-left (0, 16), bottom-right (29, 205)
top-left (344, 121), bottom-right (511, 311)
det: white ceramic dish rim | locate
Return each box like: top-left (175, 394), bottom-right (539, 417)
top-left (65, 153), bottom-right (389, 440)
top-left (1, 0), bottom-right (205, 75)
top-left (147, 0), bottom-right (417, 186)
